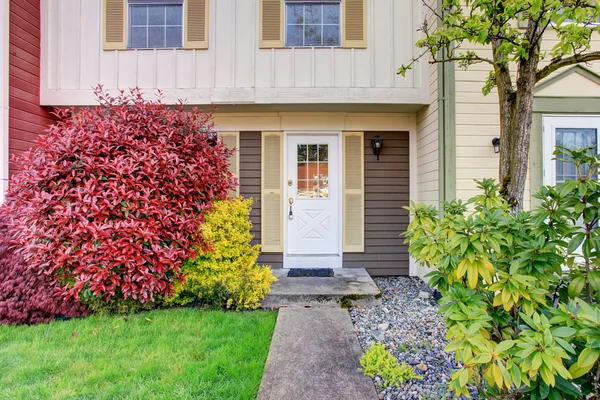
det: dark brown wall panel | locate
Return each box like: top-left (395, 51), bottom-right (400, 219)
top-left (8, 0), bottom-right (56, 176)
top-left (343, 131), bottom-right (410, 275)
top-left (239, 131), bottom-right (284, 268)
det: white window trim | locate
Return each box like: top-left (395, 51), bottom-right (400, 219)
top-left (542, 115), bottom-right (600, 185)
top-left (127, 1), bottom-right (185, 50)
top-left (284, 0), bottom-right (342, 48)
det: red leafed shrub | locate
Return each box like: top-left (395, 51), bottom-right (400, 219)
top-left (0, 205), bottom-right (87, 324)
top-left (6, 86), bottom-right (236, 306)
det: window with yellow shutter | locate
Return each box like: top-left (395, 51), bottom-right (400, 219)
top-left (260, 0), bottom-right (366, 49)
top-left (102, 0), bottom-right (209, 50)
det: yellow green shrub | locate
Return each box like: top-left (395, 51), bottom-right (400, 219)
top-left (168, 197), bottom-right (277, 310)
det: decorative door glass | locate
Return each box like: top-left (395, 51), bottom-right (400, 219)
top-left (297, 144), bottom-right (329, 198)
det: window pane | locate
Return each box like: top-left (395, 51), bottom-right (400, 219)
top-left (287, 25), bottom-right (304, 46)
top-left (323, 4), bottom-right (339, 23)
top-left (148, 5), bottom-right (165, 25)
top-left (305, 4), bottom-right (322, 24)
top-left (166, 26), bottom-right (182, 47)
top-left (555, 128), bottom-right (597, 183)
top-left (131, 5), bottom-right (147, 25)
top-left (166, 5), bottom-right (182, 25)
top-left (298, 145), bottom-right (307, 162)
top-left (308, 145), bottom-right (318, 162)
top-left (305, 25), bottom-right (322, 46)
top-left (323, 25), bottom-right (339, 46)
top-left (148, 26), bottom-right (165, 48)
top-left (287, 4), bottom-right (304, 24)
top-left (318, 178), bottom-right (329, 198)
top-left (297, 163), bottom-right (307, 181)
top-left (318, 145), bottom-right (328, 162)
top-left (131, 27), bottom-right (147, 48)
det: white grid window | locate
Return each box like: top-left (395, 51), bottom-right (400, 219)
top-left (285, 1), bottom-right (341, 47)
top-left (543, 116), bottom-right (600, 185)
top-left (129, 3), bottom-right (183, 49)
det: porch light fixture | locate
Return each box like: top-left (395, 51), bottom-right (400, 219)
top-left (492, 137), bottom-right (501, 154)
top-left (371, 136), bottom-right (384, 160)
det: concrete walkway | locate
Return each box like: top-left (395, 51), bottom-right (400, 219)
top-left (258, 308), bottom-right (378, 400)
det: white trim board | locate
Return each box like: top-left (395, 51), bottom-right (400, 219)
top-left (0, 0), bottom-right (9, 203)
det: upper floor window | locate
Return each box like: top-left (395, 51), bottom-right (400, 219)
top-left (129, 0), bottom-right (183, 49)
top-left (285, 0), bottom-right (341, 47)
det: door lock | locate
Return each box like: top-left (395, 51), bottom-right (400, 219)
top-left (288, 197), bottom-right (294, 219)
top-left (288, 179), bottom-right (293, 186)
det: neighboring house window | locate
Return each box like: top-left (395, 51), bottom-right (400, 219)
top-left (542, 116), bottom-right (600, 185)
top-left (129, 0), bottom-right (183, 49)
top-left (285, 0), bottom-right (341, 47)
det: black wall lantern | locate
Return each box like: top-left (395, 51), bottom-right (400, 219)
top-left (492, 137), bottom-right (501, 154)
top-left (371, 135), bottom-right (384, 160)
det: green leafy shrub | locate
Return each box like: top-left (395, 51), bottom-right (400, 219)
top-left (360, 343), bottom-right (422, 387)
top-left (404, 147), bottom-right (600, 399)
top-left (168, 197), bottom-right (277, 310)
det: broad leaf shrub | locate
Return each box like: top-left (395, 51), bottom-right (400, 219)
top-left (0, 206), bottom-right (86, 324)
top-left (6, 87), bottom-right (236, 311)
top-left (168, 197), bottom-right (276, 310)
top-left (360, 343), bottom-right (422, 387)
top-left (404, 148), bottom-right (600, 399)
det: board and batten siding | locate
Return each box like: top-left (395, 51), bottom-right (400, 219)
top-left (239, 131), bottom-right (409, 275)
top-left (40, 0), bottom-right (429, 106)
top-left (9, 0), bottom-right (56, 176)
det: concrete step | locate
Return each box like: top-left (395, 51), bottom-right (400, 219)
top-left (261, 268), bottom-right (382, 309)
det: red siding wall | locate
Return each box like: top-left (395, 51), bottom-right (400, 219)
top-left (8, 0), bottom-right (55, 175)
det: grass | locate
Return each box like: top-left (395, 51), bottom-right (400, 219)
top-left (0, 308), bottom-right (277, 400)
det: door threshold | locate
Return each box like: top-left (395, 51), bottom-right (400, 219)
top-left (284, 255), bottom-right (342, 269)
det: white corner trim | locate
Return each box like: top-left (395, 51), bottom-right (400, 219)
top-left (0, 0), bottom-right (9, 204)
top-left (408, 115), bottom-right (418, 277)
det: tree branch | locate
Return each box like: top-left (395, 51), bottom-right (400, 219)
top-left (536, 51), bottom-right (600, 82)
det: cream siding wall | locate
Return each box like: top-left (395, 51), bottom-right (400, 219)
top-left (455, 32), bottom-right (600, 209)
top-left (415, 0), bottom-right (439, 208)
top-left (41, 0), bottom-right (429, 106)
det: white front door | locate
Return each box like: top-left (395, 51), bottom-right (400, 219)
top-left (285, 134), bottom-right (341, 268)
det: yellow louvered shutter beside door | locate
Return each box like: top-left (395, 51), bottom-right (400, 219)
top-left (343, 132), bottom-right (364, 252)
top-left (103, 0), bottom-right (127, 50)
top-left (261, 132), bottom-right (283, 252)
top-left (219, 132), bottom-right (240, 197)
top-left (343, 0), bottom-right (367, 48)
top-left (185, 0), bottom-right (209, 49)
top-left (259, 0), bottom-right (284, 48)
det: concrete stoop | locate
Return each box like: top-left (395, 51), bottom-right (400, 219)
top-left (261, 268), bottom-right (382, 309)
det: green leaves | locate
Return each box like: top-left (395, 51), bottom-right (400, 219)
top-left (568, 347), bottom-right (600, 378)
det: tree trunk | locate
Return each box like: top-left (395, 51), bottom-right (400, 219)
top-left (493, 35), bottom-right (540, 212)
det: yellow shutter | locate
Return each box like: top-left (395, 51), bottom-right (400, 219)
top-left (259, 0), bottom-right (284, 48)
top-left (343, 132), bottom-right (364, 252)
top-left (103, 0), bottom-right (127, 50)
top-left (342, 0), bottom-right (367, 48)
top-left (261, 132), bottom-right (283, 252)
top-left (185, 0), bottom-right (209, 49)
top-left (219, 132), bottom-right (240, 197)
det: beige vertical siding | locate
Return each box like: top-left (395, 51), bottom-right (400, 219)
top-left (416, 0), bottom-right (439, 208)
top-left (455, 32), bottom-right (600, 209)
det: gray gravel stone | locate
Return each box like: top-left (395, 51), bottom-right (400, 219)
top-left (350, 277), bottom-right (479, 400)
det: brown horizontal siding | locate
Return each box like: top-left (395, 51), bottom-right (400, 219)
top-left (343, 131), bottom-right (410, 276)
top-left (8, 0), bottom-right (55, 176)
top-left (239, 131), bottom-right (284, 268)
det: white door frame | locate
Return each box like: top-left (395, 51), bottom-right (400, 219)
top-left (283, 131), bottom-right (343, 268)
top-left (542, 115), bottom-right (600, 185)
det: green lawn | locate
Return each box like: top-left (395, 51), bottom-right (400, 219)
top-left (0, 308), bottom-right (277, 400)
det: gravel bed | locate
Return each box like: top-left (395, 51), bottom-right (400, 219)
top-left (349, 277), bottom-right (479, 400)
